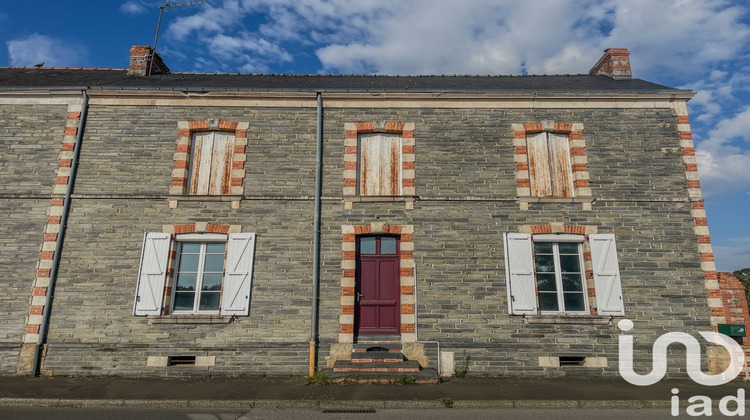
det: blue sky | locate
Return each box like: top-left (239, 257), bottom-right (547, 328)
top-left (1, 0), bottom-right (749, 271)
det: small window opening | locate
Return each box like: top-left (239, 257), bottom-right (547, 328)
top-left (558, 356), bottom-right (586, 366)
top-left (366, 347), bottom-right (389, 353)
top-left (168, 356), bottom-right (196, 366)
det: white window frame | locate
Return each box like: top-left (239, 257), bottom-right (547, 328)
top-left (188, 131), bottom-right (234, 195)
top-left (357, 133), bottom-right (403, 196)
top-left (533, 240), bottom-right (588, 314)
top-left (172, 234), bottom-right (227, 314)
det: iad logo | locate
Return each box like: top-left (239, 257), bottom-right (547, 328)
top-left (618, 319), bottom-right (746, 417)
top-left (617, 319), bottom-right (745, 386)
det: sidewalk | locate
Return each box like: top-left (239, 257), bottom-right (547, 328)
top-left (0, 376), bottom-right (747, 409)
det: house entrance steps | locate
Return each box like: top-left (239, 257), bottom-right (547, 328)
top-left (329, 335), bottom-right (439, 383)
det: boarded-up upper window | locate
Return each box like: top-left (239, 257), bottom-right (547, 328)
top-left (527, 132), bottom-right (573, 197)
top-left (189, 131), bottom-right (234, 195)
top-left (359, 133), bottom-right (402, 196)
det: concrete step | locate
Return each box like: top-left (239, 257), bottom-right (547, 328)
top-left (352, 343), bottom-right (403, 352)
top-left (355, 335), bottom-right (401, 344)
top-left (332, 360), bottom-right (421, 373)
top-left (351, 351), bottom-right (405, 363)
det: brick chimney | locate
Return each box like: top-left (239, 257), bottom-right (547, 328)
top-left (128, 45), bottom-right (170, 77)
top-left (589, 48), bottom-right (631, 79)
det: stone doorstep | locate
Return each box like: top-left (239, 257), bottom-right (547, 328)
top-left (354, 335), bottom-right (401, 344)
top-left (351, 351), bottom-right (405, 363)
top-left (352, 343), bottom-right (403, 352)
top-left (332, 360), bottom-right (421, 373)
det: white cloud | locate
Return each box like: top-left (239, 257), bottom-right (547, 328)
top-left (696, 107), bottom-right (750, 197)
top-left (6, 34), bottom-right (86, 67)
top-left (120, 1), bottom-right (147, 15)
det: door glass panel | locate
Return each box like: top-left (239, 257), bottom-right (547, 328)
top-left (380, 237), bottom-right (397, 254)
top-left (360, 237), bottom-right (376, 254)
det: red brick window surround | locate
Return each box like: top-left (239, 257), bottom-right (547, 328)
top-left (340, 223), bottom-right (416, 343)
top-left (169, 119), bottom-right (248, 209)
top-left (512, 121), bottom-right (592, 210)
top-left (343, 121), bottom-right (416, 209)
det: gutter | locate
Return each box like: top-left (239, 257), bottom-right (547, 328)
top-left (309, 92), bottom-right (323, 376)
top-left (32, 90), bottom-right (89, 376)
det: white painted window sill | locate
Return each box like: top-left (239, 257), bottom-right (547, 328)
top-left (147, 315), bottom-right (233, 325)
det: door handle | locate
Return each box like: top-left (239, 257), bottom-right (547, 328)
top-left (356, 292), bottom-right (362, 302)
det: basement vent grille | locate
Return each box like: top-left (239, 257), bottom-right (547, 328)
top-left (558, 356), bottom-right (586, 366)
top-left (168, 356), bottom-right (196, 366)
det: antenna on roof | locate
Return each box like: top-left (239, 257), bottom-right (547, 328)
top-left (149, 0), bottom-right (208, 76)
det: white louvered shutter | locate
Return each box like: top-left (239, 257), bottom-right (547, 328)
top-left (504, 233), bottom-right (537, 315)
top-left (221, 233), bottom-right (257, 315)
top-left (590, 234), bottom-right (625, 316)
top-left (133, 232), bottom-right (171, 316)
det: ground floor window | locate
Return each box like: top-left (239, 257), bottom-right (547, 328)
top-left (534, 242), bottom-right (586, 313)
top-left (173, 241), bottom-right (226, 313)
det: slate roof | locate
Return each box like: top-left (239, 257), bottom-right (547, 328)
top-left (0, 67), bottom-right (687, 94)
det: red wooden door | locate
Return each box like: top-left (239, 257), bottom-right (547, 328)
top-left (356, 236), bottom-right (400, 335)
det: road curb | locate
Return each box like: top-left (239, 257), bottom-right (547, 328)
top-left (0, 397), bottom-right (671, 409)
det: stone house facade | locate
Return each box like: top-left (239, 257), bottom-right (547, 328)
top-left (0, 47), bottom-right (741, 378)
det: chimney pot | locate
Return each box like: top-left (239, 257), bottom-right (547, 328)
top-left (128, 45), bottom-right (170, 77)
top-left (589, 48), bottom-right (631, 79)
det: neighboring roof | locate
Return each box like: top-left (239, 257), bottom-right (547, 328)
top-left (0, 67), bottom-right (688, 94)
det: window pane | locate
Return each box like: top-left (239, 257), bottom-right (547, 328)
top-left (562, 274), bottom-right (583, 291)
top-left (380, 237), bottom-right (397, 254)
top-left (536, 273), bottom-right (557, 291)
top-left (563, 293), bottom-right (585, 312)
top-left (199, 292), bottom-right (221, 311)
top-left (534, 242), bottom-right (553, 254)
top-left (206, 243), bottom-right (226, 254)
top-left (557, 243), bottom-right (579, 254)
top-left (538, 293), bottom-right (559, 311)
top-left (203, 254), bottom-right (225, 273)
top-left (559, 255), bottom-right (580, 273)
top-left (535, 255), bottom-right (554, 273)
top-left (175, 273), bottom-right (196, 291)
top-left (360, 237), bottom-right (376, 254)
top-left (181, 243), bottom-right (201, 254)
top-left (174, 292), bottom-right (195, 311)
top-left (201, 273), bottom-right (222, 291)
top-left (178, 253), bottom-right (199, 272)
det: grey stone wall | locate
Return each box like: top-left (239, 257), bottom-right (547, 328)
top-left (0, 104), bottom-right (67, 373)
top-left (33, 103), bottom-right (709, 377)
